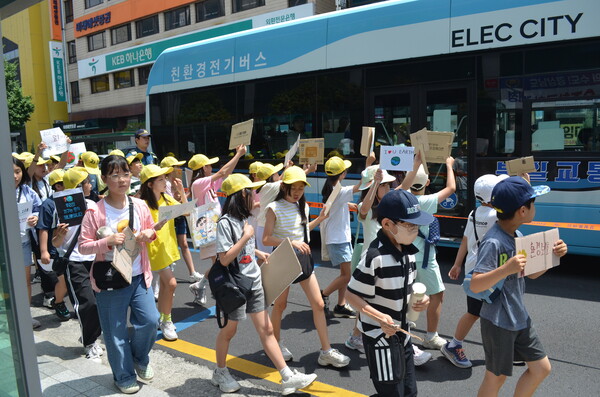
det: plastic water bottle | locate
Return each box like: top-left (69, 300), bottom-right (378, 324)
top-left (406, 282), bottom-right (427, 323)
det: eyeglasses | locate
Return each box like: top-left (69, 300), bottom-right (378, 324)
top-left (395, 221), bottom-right (419, 232)
top-left (108, 172), bottom-right (131, 181)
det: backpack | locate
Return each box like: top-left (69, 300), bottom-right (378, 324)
top-left (417, 216), bottom-right (440, 268)
top-left (461, 269), bottom-right (505, 304)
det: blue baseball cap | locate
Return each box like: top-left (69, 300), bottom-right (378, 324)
top-left (377, 189), bottom-right (434, 225)
top-left (491, 176), bottom-right (550, 214)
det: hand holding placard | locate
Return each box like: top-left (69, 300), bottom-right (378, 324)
top-left (506, 156), bottom-right (536, 176)
top-left (379, 145), bottom-right (414, 171)
top-left (360, 127), bottom-right (375, 156)
top-left (229, 119), bottom-right (254, 150)
top-left (40, 127), bottom-right (69, 156)
top-left (515, 228), bottom-right (561, 277)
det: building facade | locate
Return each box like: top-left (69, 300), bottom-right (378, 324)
top-left (64, 0), bottom-right (336, 153)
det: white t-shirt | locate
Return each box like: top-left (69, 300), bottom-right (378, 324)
top-left (358, 203), bottom-right (381, 249)
top-left (104, 201), bottom-right (143, 276)
top-left (413, 193), bottom-right (439, 267)
top-left (324, 185), bottom-right (355, 245)
top-left (464, 205), bottom-right (497, 273)
top-left (59, 198), bottom-right (96, 262)
top-left (257, 181), bottom-right (281, 227)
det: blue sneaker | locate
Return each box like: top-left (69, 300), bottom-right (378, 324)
top-left (441, 342), bottom-right (472, 368)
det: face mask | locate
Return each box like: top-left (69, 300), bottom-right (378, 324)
top-left (390, 222), bottom-right (417, 246)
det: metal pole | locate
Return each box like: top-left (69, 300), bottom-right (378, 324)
top-left (0, 21), bottom-right (42, 397)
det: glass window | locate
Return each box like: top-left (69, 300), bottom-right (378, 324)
top-left (67, 41), bottom-right (77, 64)
top-left (91, 75), bottom-right (109, 93)
top-left (71, 81), bottom-right (80, 104)
top-left (64, 0), bottom-right (74, 23)
top-left (165, 6), bottom-right (191, 31)
top-left (136, 15), bottom-right (159, 38)
top-left (232, 0), bottom-right (265, 13)
top-left (85, 0), bottom-right (103, 8)
top-left (530, 99), bottom-right (600, 152)
top-left (138, 65), bottom-right (151, 85)
top-left (114, 70), bottom-right (135, 89)
top-left (288, 0), bottom-right (306, 6)
top-left (196, 0), bottom-right (224, 22)
top-left (87, 31), bottom-right (105, 51)
top-left (111, 24), bottom-right (131, 45)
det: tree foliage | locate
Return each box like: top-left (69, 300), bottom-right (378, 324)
top-left (5, 60), bottom-right (34, 132)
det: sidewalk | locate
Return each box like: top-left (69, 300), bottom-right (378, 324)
top-left (32, 306), bottom-right (279, 396)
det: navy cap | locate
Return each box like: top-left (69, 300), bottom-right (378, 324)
top-left (491, 176), bottom-right (550, 214)
top-left (135, 129), bottom-right (151, 138)
top-left (378, 189), bottom-right (434, 225)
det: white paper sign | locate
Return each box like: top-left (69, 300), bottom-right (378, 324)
top-left (379, 145), bottom-right (414, 171)
top-left (40, 128), bottom-right (68, 156)
top-left (17, 201), bottom-right (33, 233)
top-left (323, 182), bottom-right (342, 217)
top-left (158, 201), bottom-right (197, 222)
top-left (284, 135), bottom-right (300, 166)
top-left (515, 228), bottom-right (561, 277)
top-left (66, 142), bottom-right (87, 167)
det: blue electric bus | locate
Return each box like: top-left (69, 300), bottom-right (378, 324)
top-left (146, 0), bottom-right (600, 256)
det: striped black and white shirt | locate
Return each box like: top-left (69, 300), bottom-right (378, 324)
top-left (348, 229), bottom-right (418, 342)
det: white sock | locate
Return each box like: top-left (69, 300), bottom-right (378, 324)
top-left (216, 366), bottom-right (227, 373)
top-left (426, 332), bottom-right (438, 341)
top-left (448, 337), bottom-right (462, 348)
top-left (280, 366), bottom-right (293, 381)
top-left (320, 348), bottom-right (332, 355)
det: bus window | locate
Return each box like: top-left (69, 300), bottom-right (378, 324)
top-left (530, 99), bottom-right (600, 152)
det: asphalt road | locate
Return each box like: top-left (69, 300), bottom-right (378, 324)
top-left (32, 245), bottom-right (600, 396)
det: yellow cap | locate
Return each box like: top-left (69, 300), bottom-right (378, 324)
top-left (50, 155), bottom-right (61, 163)
top-left (188, 154), bottom-right (218, 171)
top-left (140, 164), bottom-right (173, 184)
top-left (160, 156), bottom-right (186, 167)
top-left (281, 166), bottom-right (310, 187)
top-left (25, 157), bottom-right (51, 168)
top-left (221, 174), bottom-right (265, 196)
top-left (248, 161), bottom-right (263, 174)
top-left (48, 169), bottom-right (65, 186)
top-left (81, 152), bottom-right (100, 169)
top-left (256, 163), bottom-right (284, 181)
top-left (126, 152), bottom-right (143, 164)
top-left (325, 156), bottom-right (352, 176)
top-left (13, 152), bottom-right (34, 162)
top-left (109, 149), bottom-right (125, 157)
top-left (63, 167), bottom-right (89, 189)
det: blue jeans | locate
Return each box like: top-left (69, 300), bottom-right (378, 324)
top-left (96, 274), bottom-right (160, 386)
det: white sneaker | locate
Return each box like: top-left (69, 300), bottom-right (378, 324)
top-left (281, 369), bottom-right (317, 395)
top-left (160, 321), bottom-right (178, 341)
top-left (116, 381), bottom-right (139, 394)
top-left (422, 334), bottom-right (447, 350)
top-left (413, 344), bottom-right (432, 366)
top-left (318, 348), bottom-right (350, 368)
top-left (153, 283), bottom-right (160, 301)
top-left (189, 271), bottom-right (203, 282)
top-left (280, 344), bottom-right (293, 361)
top-left (189, 281), bottom-right (207, 306)
top-left (42, 295), bottom-right (55, 308)
top-left (211, 367), bottom-right (240, 393)
top-left (84, 342), bottom-right (102, 364)
top-left (345, 334), bottom-right (365, 354)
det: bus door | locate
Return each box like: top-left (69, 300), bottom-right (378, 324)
top-left (370, 82), bottom-right (475, 240)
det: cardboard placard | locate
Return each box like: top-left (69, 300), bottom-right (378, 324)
top-left (66, 142), bottom-right (86, 168)
top-left (184, 168), bottom-right (193, 189)
top-left (299, 138), bottom-right (325, 165)
top-left (426, 131), bottom-right (455, 163)
top-left (52, 188), bottom-right (86, 226)
top-left (113, 229), bottom-right (134, 284)
top-left (409, 129), bottom-right (429, 172)
top-left (17, 201), bottom-right (33, 233)
top-left (229, 119), bottom-right (254, 150)
top-left (158, 200), bottom-right (197, 222)
top-left (323, 182), bottom-right (342, 217)
top-left (260, 238), bottom-right (302, 306)
top-left (379, 145), bottom-right (414, 172)
top-left (515, 228), bottom-right (560, 277)
top-left (506, 156), bottom-right (536, 176)
top-left (40, 127), bottom-right (68, 156)
top-left (360, 126), bottom-right (375, 156)
top-left (284, 135), bottom-right (300, 166)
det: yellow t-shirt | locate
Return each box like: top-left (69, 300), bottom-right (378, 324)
top-left (147, 194), bottom-right (180, 271)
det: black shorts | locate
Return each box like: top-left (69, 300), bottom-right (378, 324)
top-left (467, 295), bottom-right (483, 316)
top-left (480, 318), bottom-right (547, 376)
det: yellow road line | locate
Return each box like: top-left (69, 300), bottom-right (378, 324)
top-left (156, 339), bottom-right (367, 397)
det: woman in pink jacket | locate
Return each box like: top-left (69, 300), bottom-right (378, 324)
top-left (79, 155), bottom-right (162, 394)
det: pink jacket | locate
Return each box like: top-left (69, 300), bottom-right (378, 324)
top-left (79, 197), bottom-right (155, 292)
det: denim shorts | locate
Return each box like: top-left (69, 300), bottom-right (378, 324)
top-left (174, 216), bottom-right (187, 235)
top-left (327, 242), bottom-right (353, 266)
top-left (228, 285), bottom-right (266, 321)
top-left (22, 241), bottom-right (33, 266)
